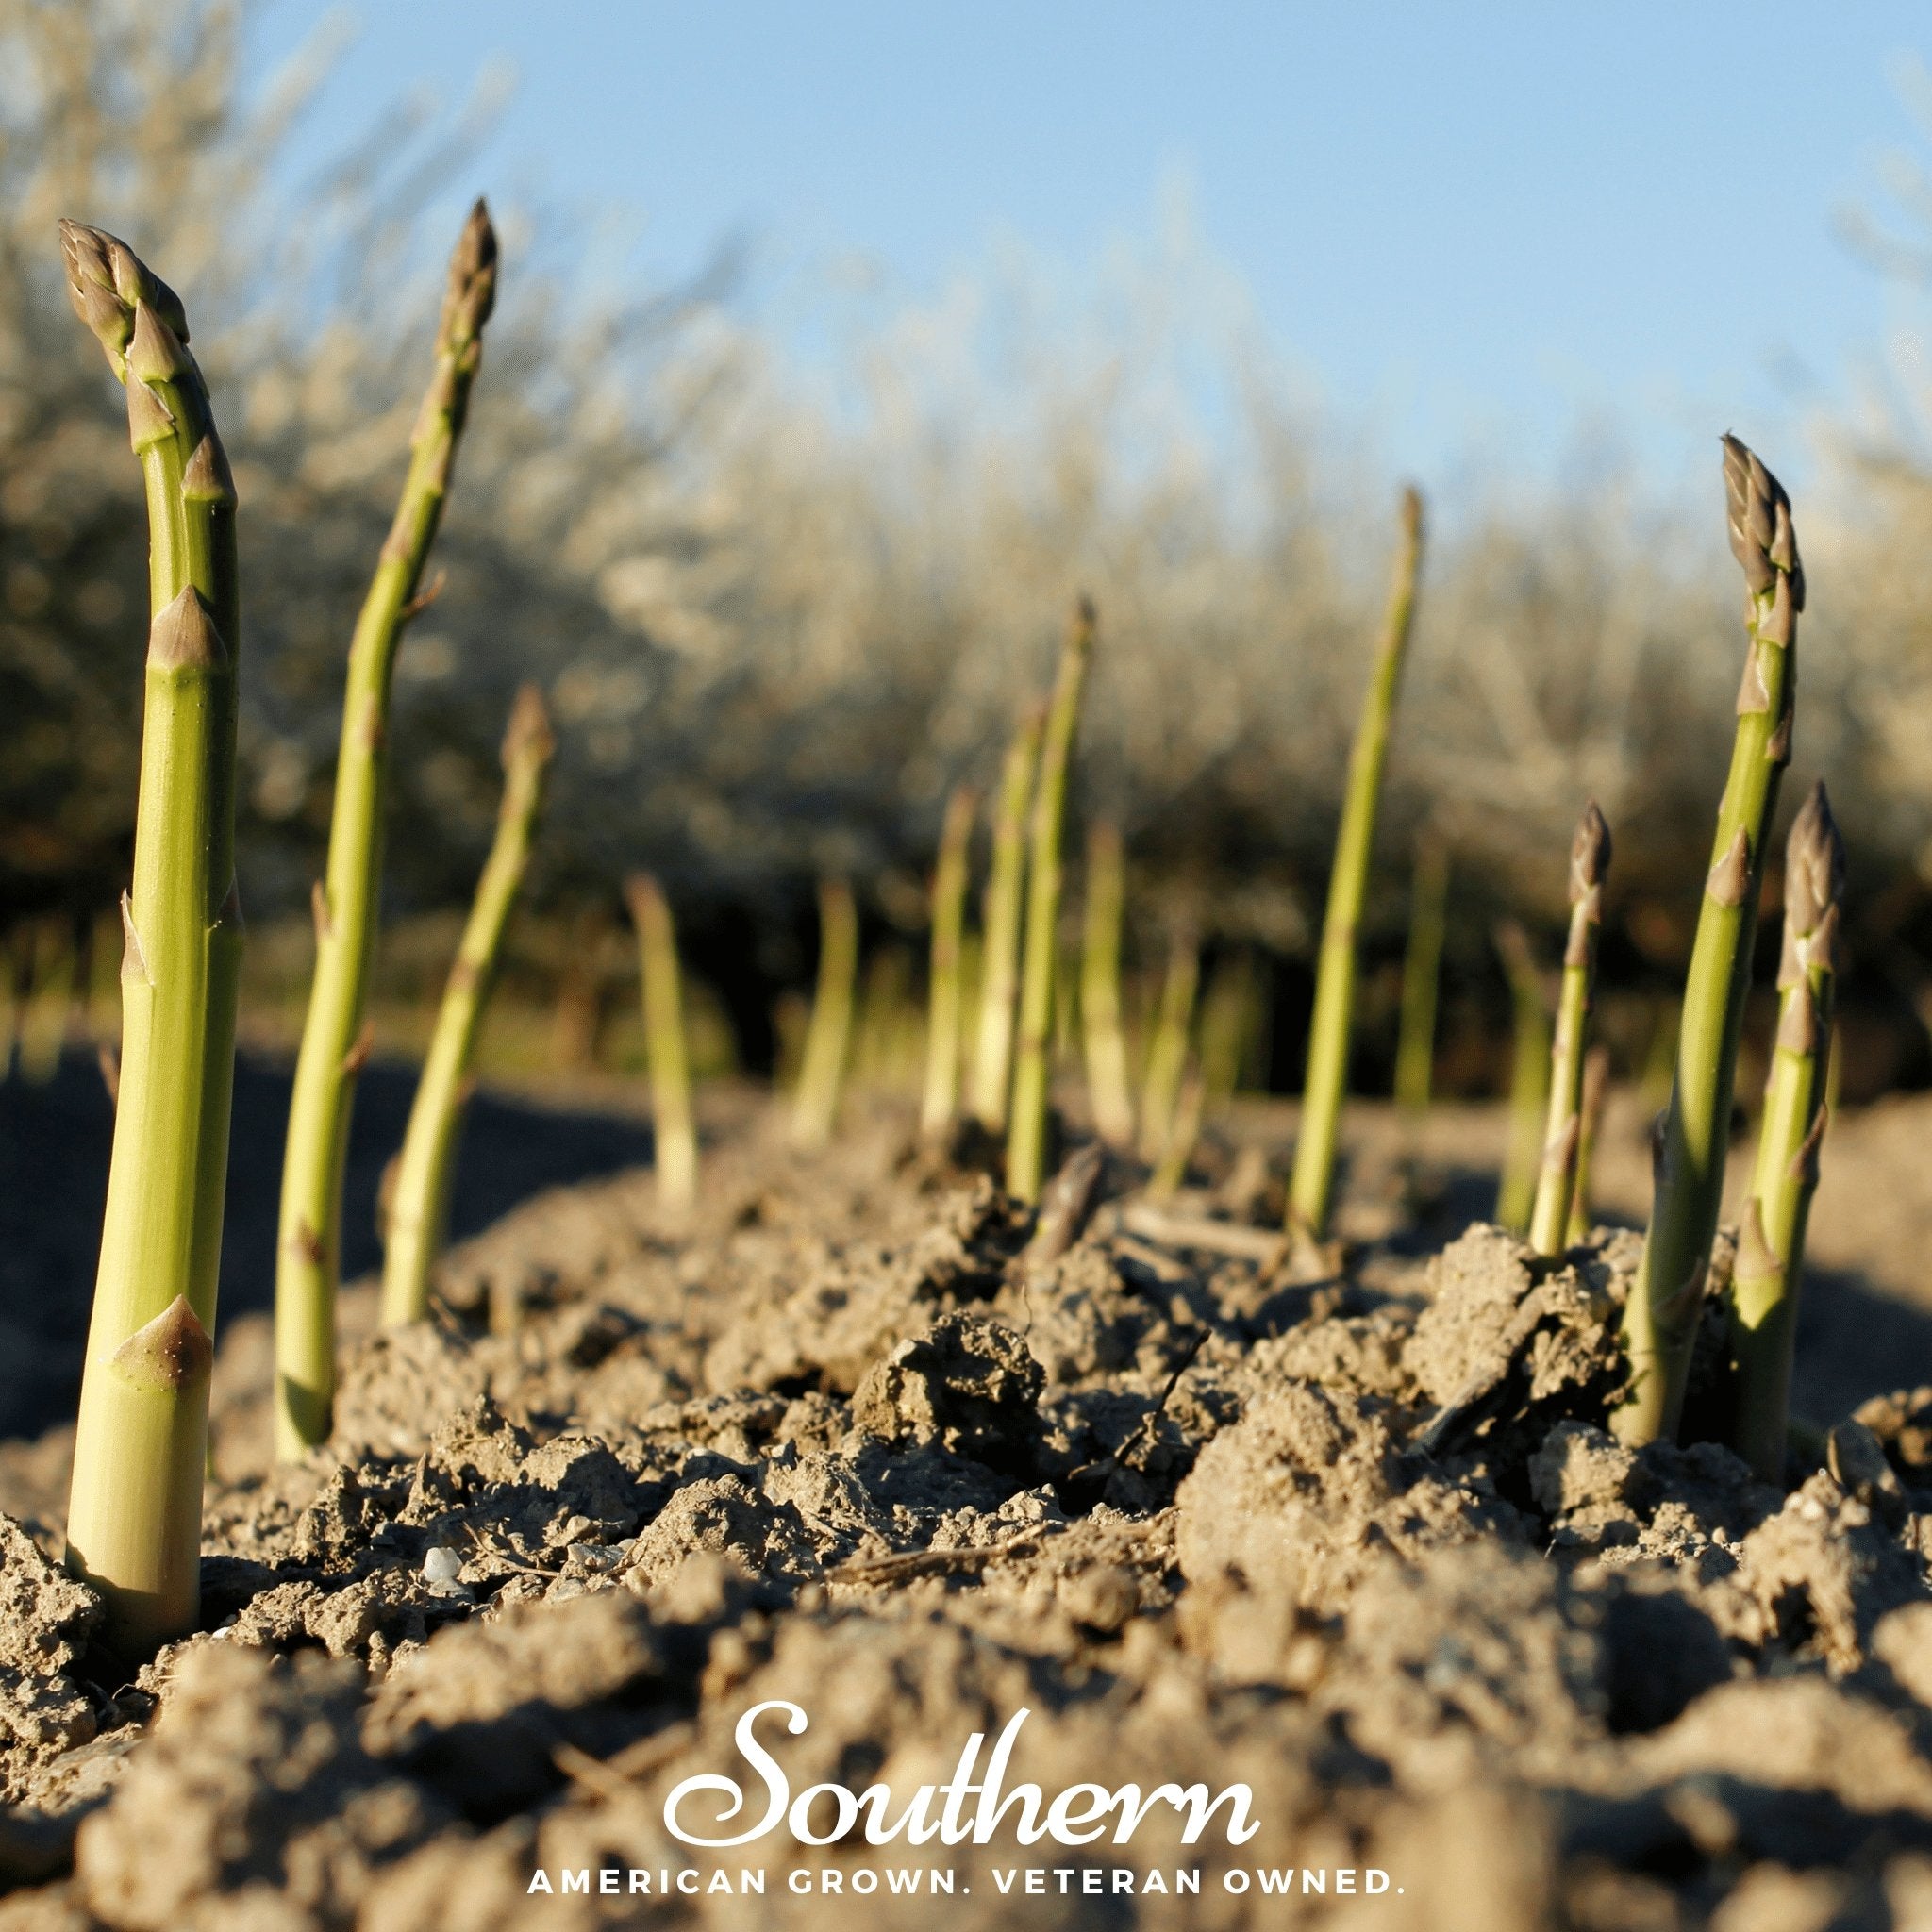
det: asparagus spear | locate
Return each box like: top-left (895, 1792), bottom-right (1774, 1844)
top-left (970, 706), bottom-right (1044, 1133)
top-left (58, 221), bottom-right (242, 1653)
top-left (1289, 488), bottom-right (1424, 1237)
top-left (854, 947), bottom-right (917, 1091)
top-left (625, 872), bottom-right (698, 1215)
top-left (0, 930), bottom-right (19, 1080)
top-left (1615, 438), bottom-right (1803, 1446)
top-left (379, 687), bottom-right (553, 1326)
top-left (1565, 1043), bottom-right (1612, 1246)
top-left (1199, 948), bottom-right (1261, 1116)
top-left (1727, 781), bottom-right (1841, 1481)
top-left (1394, 833), bottom-right (1450, 1117)
top-left (19, 920), bottom-right (76, 1084)
top-left (1138, 924), bottom-right (1201, 1164)
top-left (1146, 1059), bottom-right (1207, 1201)
top-left (920, 784), bottom-right (977, 1141)
top-left (1638, 993), bottom-right (1679, 1116)
top-left (277, 204), bottom-right (498, 1452)
top-left (85, 907), bottom-right (122, 1043)
top-left (1529, 803), bottom-right (1612, 1253)
top-left (1494, 919), bottom-right (1551, 1235)
top-left (1080, 820), bottom-right (1136, 1146)
top-left (791, 874), bottom-right (858, 1150)
top-left (1007, 597), bottom-right (1096, 1203)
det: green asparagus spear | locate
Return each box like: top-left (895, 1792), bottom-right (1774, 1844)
top-left (276, 204), bottom-right (498, 1453)
top-left (1394, 834), bottom-right (1450, 1117)
top-left (1494, 919), bottom-right (1551, 1235)
top-left (379, 687), bottom-right (553, 1326)
top-left (1138, 924), bottom-right (1201, 1164)
top-left (625, 873), bottom-right (698, 1216)
top-left (1199, 949), bottom-right (1261, 1116)
top-left (19, 920), bottom-right (76, 1083)
top-left (1565, 1043), bottom-right (1612, 1246)
top-left (1529, 803), bottom-right (1611, 1253)
top-left (1290, 488), bottom-right (1424, 1237)
top-left (58, 221), bottom-right (242, 1653)
top-left (971, 707), bottom-right (1044, 1133)
top-left (920, 785), bottom-right (977, 1140)
top-left (1146, 1059), bottom-right (1206, 1202)
top-left (1615, 438), bottom-right (1803, 1446)
top-left (1007, 598), bottom-right (1096, 1203)
top-left (1727, 781), bottom-right (1841, 1481)
top-left (1080, 820), bottom-right (1136, 1146)
top-left (791, 875), bottom-right (858, 1150)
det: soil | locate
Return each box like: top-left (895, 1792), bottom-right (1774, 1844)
top-left (1, 1088), bottom-right (1930, 1929)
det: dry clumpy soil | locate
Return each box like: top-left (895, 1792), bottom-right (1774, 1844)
top-left (1, 1108), bottom-right (1930, 1931)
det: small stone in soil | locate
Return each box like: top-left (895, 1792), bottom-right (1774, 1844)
top-left (420, 1546), bottom-right (462, 1587)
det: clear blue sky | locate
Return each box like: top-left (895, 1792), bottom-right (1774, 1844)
top-left (245, 2), bottom-right (1932, 497)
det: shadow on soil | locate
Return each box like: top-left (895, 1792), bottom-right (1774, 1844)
top-left (0, 1050), bottom-right (656, 1441)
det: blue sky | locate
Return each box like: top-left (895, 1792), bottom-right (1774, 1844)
top-left (246, 3), bottom-right (1932, 498)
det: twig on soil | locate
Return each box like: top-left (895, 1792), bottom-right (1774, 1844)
top-left (460, 1522), bottom-right (558, 1577)
top-left (826, 1529), bottom-right (1056, 1585)
top-left (1111, 1233), bottom-right (1194, 1284)
top-left (555, 1723), bottom-right (697, 1803)
top-left (1113, 1202), bottom-right (1289, 1267)
top-left (1022, 1141), bottom-right (1107, 1271)
top-left (1064, 1327), bottom-right (1209, 1491)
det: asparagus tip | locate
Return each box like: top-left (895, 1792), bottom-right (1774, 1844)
top-left (501, 683), bottom-right (555, 770)
top-left (1785, 780), bottom-right (1843, 934)
top-left (1720, 433), bottom-right (1805, 614)
top-left (440, 198), bottom-right (500, 354)
top-left (1492, 915), bottom-right (1534, 980)
top-left (1780, 780), bottom-right (1844, 995)
top-left (1569, 799), bottom-right (1612, 902)
top-left (625, 869), bottom-right (664, 920)
top-left (58, 220), bottom-right (190, 373)
top-left (1399, 483), bottom-right (1424, 542)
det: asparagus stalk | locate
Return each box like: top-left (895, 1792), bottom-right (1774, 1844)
top-left (380, 688), bottom-right (553, 1326)
top-left (1199, 949), bottom-right (1259, 1115)
top-left (1565, 1043), bottom-right (1612, 1246)
top-left (1289, 487), bottom-right (1425, 1237)
top-left (970, 706), bottom-right (1044, 1132)
top-left (1146, 1059), bottom-right (1206, 1201)
top-left (548, 908), bottom-right (610, 1070)
top-left (1053, 925), bottom-right (1082, 1065)
top-left (1394, 834), bottom-right (1450, 1116)
top-left (1727, 782), bottom-right (1841, 1481)
top-left (1615, 438), bottom-right (1803, 1446)
top-left (1080, 820), bottom-right (1136, 1145)
top-left (85, 907), bottom-right (122, 1042)
top-left (1494, 919), bottom-right (1551, 1235)
top-left (58, 221), bottom-right (242, 1654)
top-left (276, 204), bottom-right (498, 1452)
top-left (1638, 993), bottom-right (1679, 1115)
top-left (0, 930), bottom-right (20, 1079)
top-left (1528, 803), bottom-right (1612, 1254)
top-left (791, 874), bottom-right (858, 1150)
top-left (1007, 598), bottom-right (1096, 1203)
top-left (920, 785), bottom-right (977, 1140)
top-left (20, 920), bottom-right (76, 1084)
top-left (1138, 924), bottom-right (1201, 1163)
top-left (624, 873), bottom-right (698, 1215)
top-left (854, 947), bottom-right (915, 1091)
